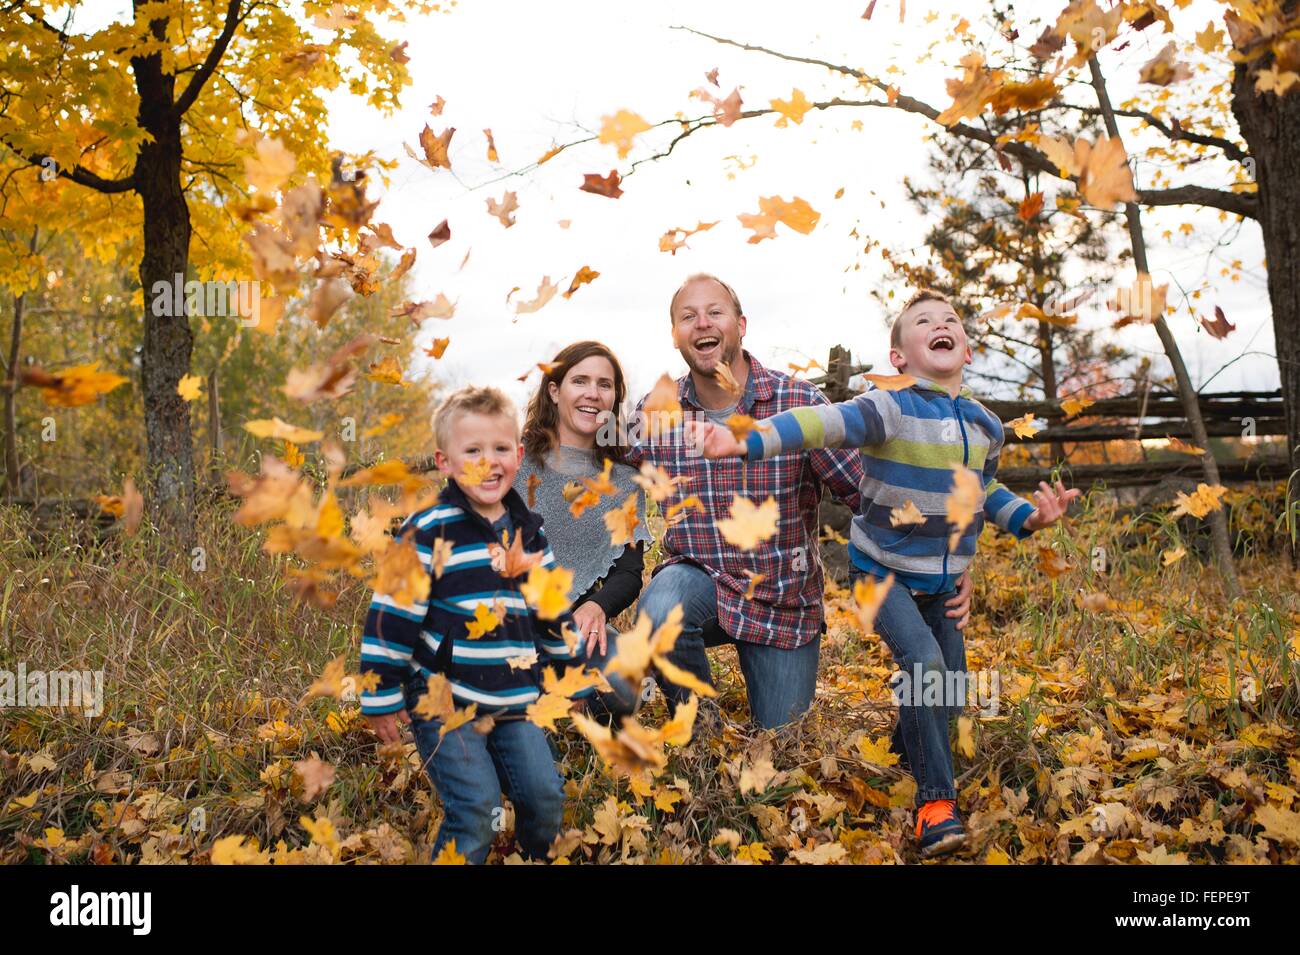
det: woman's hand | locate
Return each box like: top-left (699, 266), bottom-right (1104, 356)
top-left (572, 601), bottom-right (608, 656)
top-left (944, 570), bottom-right (973, 630)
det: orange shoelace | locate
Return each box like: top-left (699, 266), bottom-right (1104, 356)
top-left (915, 799), bottom-right (957, 837)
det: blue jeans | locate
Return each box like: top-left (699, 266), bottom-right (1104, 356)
top-left (405, 683), bottom-right (564, 864)
top-left (637, 561), bottom-right (820, 729)
top-left (857, 570), bottom-right (966, 804)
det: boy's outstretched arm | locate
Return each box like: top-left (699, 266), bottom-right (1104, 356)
top-left (1021, 480), bottom-right (1082, 531)
top-left (691, 391), bottom-right (899, 461)
top-left (980, 420), bottom-right (1079, 536)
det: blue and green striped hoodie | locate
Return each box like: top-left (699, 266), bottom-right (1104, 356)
top-left (744, 377), bottom-right (1036, 593)
top-left (358, 478), bottom-right (589, 717)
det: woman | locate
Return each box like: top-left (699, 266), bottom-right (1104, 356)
top-left (514, 340), bottom-right (652, 717)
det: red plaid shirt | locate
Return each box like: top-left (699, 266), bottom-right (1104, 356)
top-left (627, 352), bottom-right (863, 649)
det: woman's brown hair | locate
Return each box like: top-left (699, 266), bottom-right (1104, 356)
top-left (521, 340), bottom-right (629, 466)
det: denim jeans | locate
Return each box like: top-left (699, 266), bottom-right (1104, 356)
top-left (855, 570), bottom-right (966, 804)
top-left (637, 561), bottom-right (820, 729)
top-left (405, 681), bottom-right (564, 864)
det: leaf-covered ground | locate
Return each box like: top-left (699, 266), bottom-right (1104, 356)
top-left (1, 483), bottom-right (1297, 864)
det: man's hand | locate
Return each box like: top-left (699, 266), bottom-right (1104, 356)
top-left (945, 569), bottom-right (973, 630)
top-left (685, 420), bottom-right (747, 459)
top-left (1022, 480), bottom-right (1082, 532)
top-left (572, 600), bottom-right (608, 656)
top-left (364, 709), bottom-right (410, 744)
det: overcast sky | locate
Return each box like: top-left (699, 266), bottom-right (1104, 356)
top-left (89, 0), bottom-right (1278, 410)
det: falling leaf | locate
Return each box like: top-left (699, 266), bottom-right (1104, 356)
top-left (177, 374), bottom-right (204, 402)
top-left (427, 219), bottom-right (451, 248)
top-left (1195, 22), bottom-right (1224, 54)
top-left (282, 334), bottom-right (375, 403)
top-left (1016, 192), bottom-right (1045, 222)
top-left (563, 266), bottom-right (600, 299)
top-left (362, 413), bottom-right (404, 439)
top-left (1162, 545), bottom-right (1186, 566)
top-left (244, 417), bottom-right (324, 444)
top-left (1076, 135), bottom-right (1137, 209)
top-left (244, 137), bottom-right (296, 192)
top-left (521, 565), bottom-right (573, 620)
top-left (633, 462), bottom-right (691, 503)
top-left (1165, 436), bottom-right (1205, 456)
top-left (372, 536), bottom-right (431, 609)
top-left (424, 337), bottom-right (450, 359)
top-left (956, 717), bottom-right (976, 759)
top-left (1060, 395), bottom-right (1095, 418)
top-left (457, 457), bottom-right (493, 487)
top-left (724, 413), bottom-right (765, 442)
top-left (22, 362), bottom-right (129, 407)
top-left (693, 86), bottom-right (744, 126)
top-left (527, 692), bottom-right (575, 731)
top-left (294, 758), bottom-right (336, 802)
top-left (1201, 306), bottom-right (1236, 339)
top-left (486, 191), bottom-right (519, 228)
top-left (936, 52), bottom-right (1002, 126)
top-left (598, 109), bottom-right (652, 159)
top-left (464, 603), bottom-right (502, 640)
top-left (604, 494), bottom-right (641, 546)
top-left (889, 500), bottom-right (925, 527)
top-left (1037, 546), bottom-right (1071, 579)
top-left (1139, 41), bottom-right (1192, 86)
top-left (1112, 273), bottom-right (1168, 324)
top-left (853, 573), bottom-right (893, 635)
top-left (864, 373), bottom-right (917, 391)
top-left (581, 170), bottom-right (624, 198)
top-left (737, 196), bottom-right (820, 243)
top-left (366, 356), bottom-right (406, 386)
top-left (307, 278), bottom-right (352, 328)
top-left (665, 495), bottom-right (705, 525)
top-left (1170, 483), bottom-right (1229, 520)
top-left (771, 88), bottom-right (813, 126)
top-left (714, 495), bottom-right (779, 551)
top-left (1007, 413), bottom-right (1042, 439)
top-left (516, 277), bottom-right (559, 315)
top-left (483, 128), bottom-right (499, 162)
top-left (489, 530), bottom-right (543, 579)
top-left (409, 125), bottom-right (454, 170)
top-left (659, 220), bottom-right (718, 254)
top-left (946, 466), bottom-right (981, 549)
top-left (394, 295), bottom-right (456, 322)
top-left (714, 361), bottom-right (743, 397)
top-left (742, 571), bottom-right (765, 600)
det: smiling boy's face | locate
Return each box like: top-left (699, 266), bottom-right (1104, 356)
top-left (889, 298), bottom-right (973, 384)
top-left (433, 411), bottom-right (522, 517)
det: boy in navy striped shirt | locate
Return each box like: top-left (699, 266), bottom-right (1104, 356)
top-left (360, 386), bottom-right (590, 863)
top-left (695, 290), bottom-right (1078, 857)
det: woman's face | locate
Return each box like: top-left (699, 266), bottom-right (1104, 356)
top-left (549, 354), bottom-right (617, 445)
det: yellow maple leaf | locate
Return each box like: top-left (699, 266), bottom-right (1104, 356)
top-left (935, 52), bottom-right (1002, 126)
top-left (526, 691), bottom-right (575, 731)
top-left (857, 734), bottom-right (900, 767)
top-left (177, 374), bottom-right (204, 402)
top-left (1170, 483), bottom-right (1229, 520)
top-left (946, 466), bottom-right (982, 549)
top-left (853, 573), bottom-right (893, 636)
top-left (521, 565), bottom-right (572, 620)
top-left (889, 500), bottom-right (925, 527)
top-left (1006, 412), bottom-right (1041, 439)
top-left (464, 602), bottom-right (501, 640)
top-left (714, 495), bottom-right (779, 550)
top-left (770, 88), bottom-right (813, 126)
top-left (432, 839), bottom-right (467, 864)
top-left (1076, 135), bottom-right (1137, 210)
top-left (414, 673), bottom-right (455, 721)
top-left (1060, 395), bottom-right (1095, 418)
top-left (864, 373), bottom-right (917, 391)
top-left (458, 456), bottom-right (493, 486)
top-left (598, 109), bottom-right (651, 158)
top-left (1162, 545), bottom-right (1186, 566)
top-left (737, 195), bottom-right (821, 243)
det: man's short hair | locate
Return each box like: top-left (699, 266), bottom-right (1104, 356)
top-left (668, 272), bottom-right (744, 324)
top-left (433, 385), bottom-right (518, 450)
top-left (890, 288), bottom-right (953, 349)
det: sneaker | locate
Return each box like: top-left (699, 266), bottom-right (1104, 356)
top-left (915, 799), bottom-right (966, 858)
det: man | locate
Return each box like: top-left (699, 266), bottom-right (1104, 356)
top-left (625, 273), bottom-right (972, 729)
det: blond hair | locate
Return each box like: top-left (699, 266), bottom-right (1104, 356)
top-left (433, 385), bottom-right (518, 450)
top-left (668, 272), bottom-right (744, 324)
top-left (890, 288), bottom-right (954, 349)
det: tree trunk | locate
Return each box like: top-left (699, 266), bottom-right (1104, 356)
top-left (1231, 48), bottom-right (1300, 555)
top-left (133, 9), bottom-right (195, 539)
top-left (3, 227), bottom-right (37, 500)
top-left (1090, 57), bottom-right (1241, 598)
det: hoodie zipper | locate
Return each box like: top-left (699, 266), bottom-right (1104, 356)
top-left (938, 393), bottom-right (972, 594)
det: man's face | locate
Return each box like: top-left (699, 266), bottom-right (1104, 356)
top-left (670, 278), bottom-right (746, 378)
top-left (889, 299), bottom-right (972, 380)
top-left (433, 411), bottom-right (522, 513)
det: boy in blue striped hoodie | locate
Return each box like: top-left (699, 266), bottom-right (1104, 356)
top-left (360, 386), bottom-right (591, 863)
top-left (695, 289), bottom-right (1078, 857)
